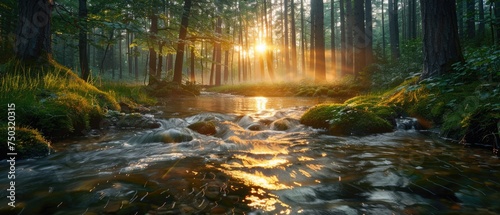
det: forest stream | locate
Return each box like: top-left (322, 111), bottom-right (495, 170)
top-left (1, 93), bottom-right (499, 215)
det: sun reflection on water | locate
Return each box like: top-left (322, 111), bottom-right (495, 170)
top-left (255, 96), bottom-right (268, 112)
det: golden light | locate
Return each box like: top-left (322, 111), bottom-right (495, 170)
top-left (255, 96), bottom-right (268, 112)
top-left (255, 42), bottom-right (267, 53)
top-left (234, 45), bottom-right (241, 52)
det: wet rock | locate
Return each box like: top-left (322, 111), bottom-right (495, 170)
top-left (246, 123), bottom-right (263, 131)
top-left (188, 121), bottom-right (217, 135)
top-left (270, 118), bottom-right (299, 131)
top-left (131, 128), bottom-right (193, 144)
top-left (116, 113), bottom-right (161, 129)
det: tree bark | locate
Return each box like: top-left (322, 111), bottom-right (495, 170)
top-left (214, 16), bottom-right (222, 86)
top-left (339, 0), bottom-right (346, 76)
top-left (300, 0), bottom-right (306, 77)
top-left (353, 0), bottom-right (365, 78)
top-left (420, 0), bottom-right (464, 80)
top-left (284, 0), bottom-right (290, 78)
top-left (290, 0), bottom-right (298, 78)
top-left (478, 0), bottom-right (485, 39)
top-left (365, 0), bottom-right (373, 66)
top-left (15, 0), bottom-right (53, 62)
top-left (312, 0), bottom-right (326, 82)
top-left (331, 0), bottom-right (336, 75)
top-left (190, 46), bottom-right (195, 83)
top-left (173, 0), bottom-right (192, 84)
top-left (388, 0), bottom-right (400, 60)
top-left (79, 0), bottom-right (90, 81)
top-left (345, 0), bottom-right (354, 71)
top-left (496, 1), bottom-right (500, 45)
top-left (148, 14), bottom-right (158, 85)
top-left (466, 0), bottom-right (475, 39)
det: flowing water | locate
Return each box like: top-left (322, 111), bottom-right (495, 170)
top-left (1, 93), bottom-right (500, 215)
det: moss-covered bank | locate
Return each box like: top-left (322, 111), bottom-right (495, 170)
top-left (0, 60), bottom-right (123, 158)
top-left (207, 80), bottom-right (365, 98)
top-left (0, 127), bottom-right (51, 160)
top-left (300, 74), bottom-right (499, 153)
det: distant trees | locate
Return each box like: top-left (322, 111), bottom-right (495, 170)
top-left (9, 0), bottom-right (498, 86)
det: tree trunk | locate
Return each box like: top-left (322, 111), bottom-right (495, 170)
top-left (420, 0), bottom-right (464, 80)
top-left (353, 0), bottom-right (365, 78)
top-left (407, 0), bottom-right (417, 39)
top-left (466, 0), bottom-right (475, 39)
top-left (284, 0), bottom-right (290, 78)
top-left (312, 0), bottom-right (326, 82)
top-left (496, 1), bottom-right (500, 45)
top-left (309, 0), bottom-right (316, 77)
top-left (157, 42), bottom-right (164, 80)
top-left (119, 31), bottom-right (123, 79)
top-left (173, 0), bottom-right (192, 84)
top-left (382, 0), bottom-right (386, 57)
top-left (300, 0), bottom-right (306, 77)
top-left (389, 0), bottom-right (400, 60)
top-left (127, 31), bottom-right (133, 76)
top-left (365, 0), bottom-right (373, 66)
top-left (457, 0), bottom-right (464, 37)
top-left (478, 0), bottom-right (485, 40)
top-left (346, 0), bottom-right (354, 71)
top-left (340, 0), bottom-right (346, 76)
top-left (148, 14), bottom-right (158, 85)
top-left (214, 17), bottom-right (222, 86)
top-left (15, 0), bottom-right (53, 62)
top-left (331, 0), bottom-right (336, 75)
top-left (290, 0), bottom-right (298, 78)
top-left (190, 46), bottom-right (195, 83)
top-left (79, 0), bottom-right (90, 81)
top-left (264, 0), bottom-right (276, 81)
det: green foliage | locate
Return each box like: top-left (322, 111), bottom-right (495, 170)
top-left (377, 44), bottom-right (500, 147)
top-left (366, 39), bottom-right (423, 90)
top-left (99, 82), bottom-right (157, 106)
top-left (0, 127), bottom-right (51, 160)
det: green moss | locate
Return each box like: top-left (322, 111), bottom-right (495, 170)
top-left (328, 107), bottom-right (393, 136)
top-left (0, 127), bottom-right (51, 159)
top-left (0, 59), bottom-right (120, 141)
top-left (300, 104), bottom-right (344, 129)
top-left (300, 103), bottom-right (393, 136)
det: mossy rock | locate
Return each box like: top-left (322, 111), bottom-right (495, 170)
top-left (328, 107), bottom-right (394, 135)
top-left (300, 104), bottom-right (344, 129)
top-left (188, 121), bottom-right (217, 135)
top-left (301, 104), bottom-right (393, 136)
top-left (0, 127), bottom-right (51, 160)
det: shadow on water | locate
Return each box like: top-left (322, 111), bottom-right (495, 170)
top-left (1, 94), bottom-right (499, 214)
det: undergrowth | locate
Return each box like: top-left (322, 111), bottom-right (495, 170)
top-left (0, 59), bottom-right (120, 141)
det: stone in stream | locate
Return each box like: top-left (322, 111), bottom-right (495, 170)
top-left (187, 121), bottom-right (217, 135)
top-left (129, 128), bottom-right (193, 144)
top-left (270, 118), bottom-right (300, 131)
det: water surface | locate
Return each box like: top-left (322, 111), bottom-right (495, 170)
top-left (1, 94), bottom-right (499, 214)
